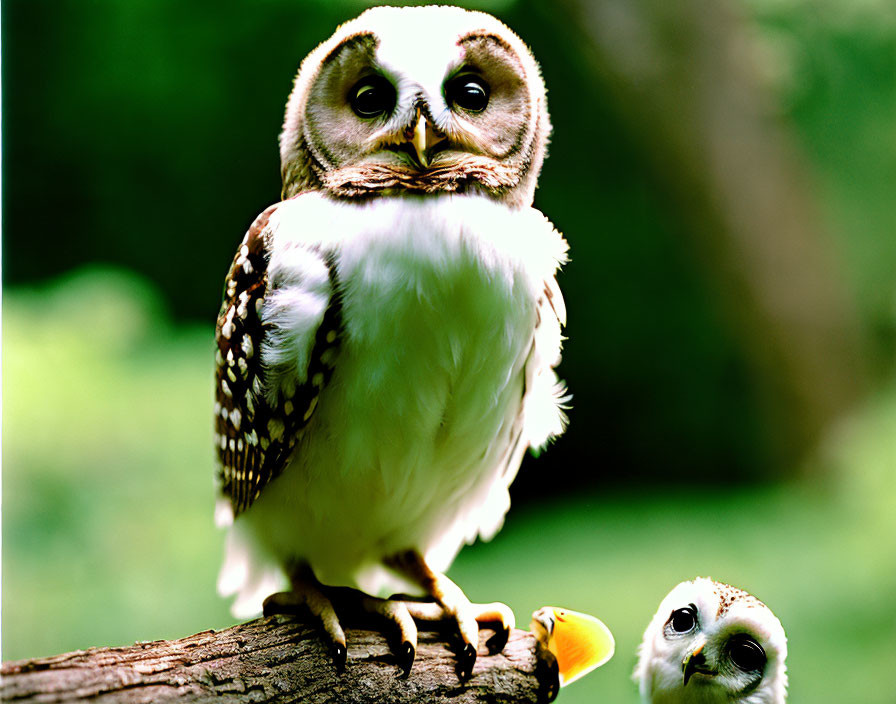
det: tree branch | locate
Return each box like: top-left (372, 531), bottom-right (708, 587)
top-left (1, 616), bottom-right (559, 704)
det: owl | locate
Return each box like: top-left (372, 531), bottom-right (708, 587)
top-left (634, 578), bottom-right (788, 704)
top-left (213, 6), bottom-right (568, 679)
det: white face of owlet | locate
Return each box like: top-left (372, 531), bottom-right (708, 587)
top-left (278, 5), bottom-right (549, 208)
top-left (635, 578), bottom-right (788, 704)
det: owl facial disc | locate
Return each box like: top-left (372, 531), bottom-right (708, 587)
top-left (635, 578), bottom-right (788, 704)
top-left (279, 6), bottom-right (550, 207)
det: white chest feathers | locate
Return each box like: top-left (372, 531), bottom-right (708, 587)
top-left (231, 193), bottom-right (567, 602)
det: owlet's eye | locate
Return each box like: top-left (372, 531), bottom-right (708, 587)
top-left (446, 74), bottom-right (490, 112)
top-left (727, 634), bottom-right (766, 672)
top-left (667, 606), bottom-right (698, 634)
top-left (349, 76), bottom-right (396, 118)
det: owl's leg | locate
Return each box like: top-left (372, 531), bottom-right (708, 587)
top-left (262, 564), bottom-right (347, 671)
top-left (388, 550), bottom-right (515, 680)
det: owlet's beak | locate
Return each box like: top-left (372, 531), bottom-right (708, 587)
top-left (531, 606), bottom-right (615, 687)
top-left (682, 643), bottom-right (718, 686)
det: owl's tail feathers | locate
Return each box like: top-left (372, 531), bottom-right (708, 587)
top-left (217, 512), bottom-right (287, 619)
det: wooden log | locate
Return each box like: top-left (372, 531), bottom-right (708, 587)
top-left (0, 616), bottom-right (559, 704)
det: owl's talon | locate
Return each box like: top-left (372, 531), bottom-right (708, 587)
top-left (359, 593), bottom-right (419, 675)
top-left (398, 641), bottom-right (416, 678)
top-left (330, 642), bottom-right (347, 673)
top-left (486, 626), bottom-right (510, 654)
top-left (268, 566), bottom-right (349, 673)
top-left (388, 550), bottom-right (512, 677)
top-left (457, 642), bottom-right (477, 681)
top-left (474, 602), bottom-right (515, 654)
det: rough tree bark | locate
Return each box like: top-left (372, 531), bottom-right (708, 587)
top-left (0, 616), bottom-right (559, 704)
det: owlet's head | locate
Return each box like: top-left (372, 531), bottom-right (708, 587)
top-left (635, 578), bottom-right (788, 704)
top-left (279, 6), bottom-right (549, 208)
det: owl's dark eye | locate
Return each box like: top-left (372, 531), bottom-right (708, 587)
top-left (667, 606), bottom-right (698, 634)
top-left (446, 75), bottom-right (490, 112)
top-left (727, 634), bottom-right (766, 672)
top-left (349, 76), bottom-right (396, 118)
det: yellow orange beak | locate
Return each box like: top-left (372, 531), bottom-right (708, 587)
top-left (411, 115), bottom-right (430, 167)
top-left (408, 111), bottom-right (445, 168)
top-left (531, 606), bottom-right (615, 687)
top-left (682, 642), bottom-right (717, 685)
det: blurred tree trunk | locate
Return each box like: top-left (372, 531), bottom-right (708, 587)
top-left (551, 0), bottom-right (865, 466)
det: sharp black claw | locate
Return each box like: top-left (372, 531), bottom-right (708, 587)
top-left (486, 627), bottom-right (510, 654)
top-left (331, 642), bottom-right (347, 673)
top-left (398, 641), bottom-right (415, 678)
top-left (457, 642), bottom-right (477, 681)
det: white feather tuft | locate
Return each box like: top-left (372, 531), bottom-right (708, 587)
top-left (218, 521), bottom-right (287, 618)
top-left (260, 240), bottom-right (332, 401)
top-left (524, 373), bottom-right (570, 451)
top-left (214, 497), bottom-right (234, 528)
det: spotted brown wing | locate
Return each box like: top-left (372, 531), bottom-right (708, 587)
top-left (214, 204), bottom-right (341, 516)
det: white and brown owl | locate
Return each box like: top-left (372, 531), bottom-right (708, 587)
top-left (213, 5), bottom-right (568, 678)
top-left (635, 578), bottom-right (788, 703)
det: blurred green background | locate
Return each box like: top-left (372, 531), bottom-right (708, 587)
top-left (3, 0), bottom-right (895, 702)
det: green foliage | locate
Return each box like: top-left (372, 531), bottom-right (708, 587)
top-left (741, 0), bottom-right (896, 369)
top-left (4, 271), bottom-right (895, 702)
top-left (3, 270), bottom-right (234, 659)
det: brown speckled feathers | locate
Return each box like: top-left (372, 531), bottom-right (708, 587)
top-left (713, 580), bottom-right (766, 617)
top-left (214, 205), bottom-right (342, 515)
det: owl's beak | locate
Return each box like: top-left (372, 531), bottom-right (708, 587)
top-left (682, 643), bottom-right (717, 686)
top-left (410, 113), bottom-right (443, 168)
